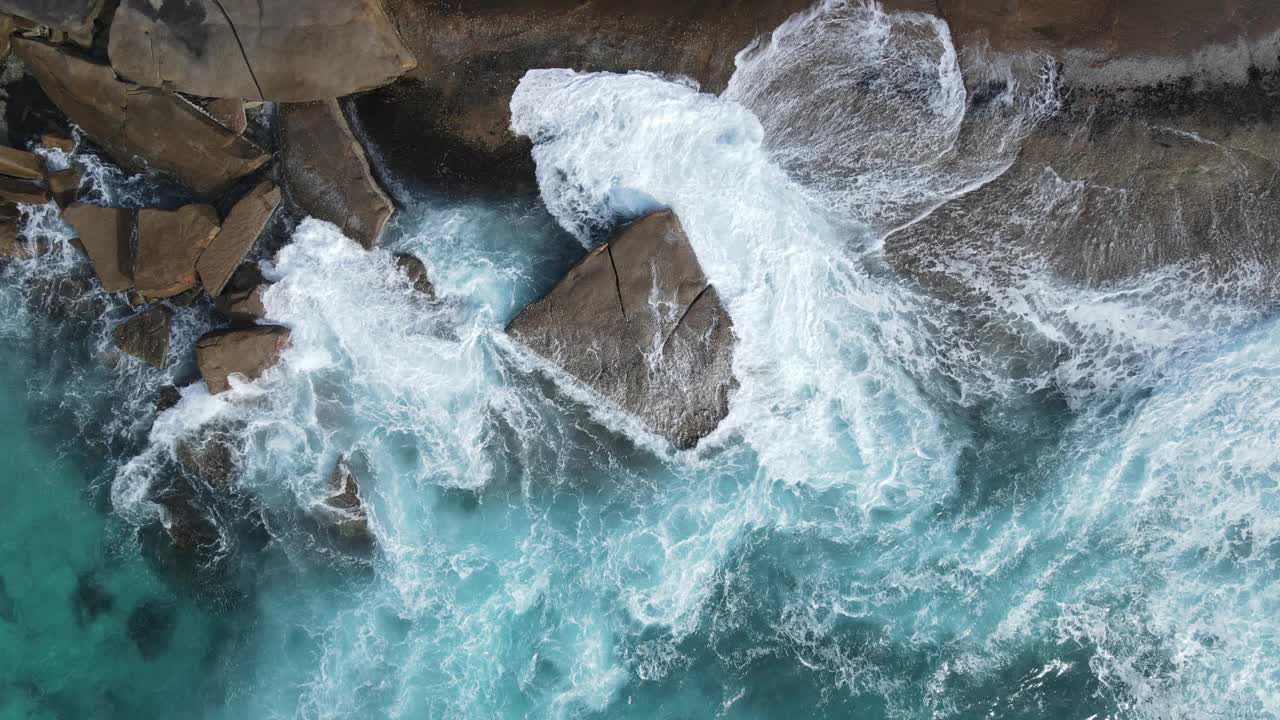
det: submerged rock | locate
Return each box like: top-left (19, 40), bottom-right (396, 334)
top-left (507, 210), bottom-right (736, 449)
top-left (62, 203), bottom-right (134, 293)
top-left (196, 182), bottom-right (279, 296)
top-left (111, 305), bottom-right (172, 369)
top-left (108, 0), bottom-right (416, 102)
top-left (14, 38), bottom-right (270, 194)
top-left (312, 455), bottom-right (374, 554)
top-left (133, 205), bottom-right (221, 298)
top-left (196, 325), bottom-right (290, 394)
top-left (127, 599), bottom-right (176, 660)
top-left (279, 100), bottom-right (393, 248)
top-left (71, 571), bottom-right (114, 625)
top-left (174, 428), bottom-right (239, 490)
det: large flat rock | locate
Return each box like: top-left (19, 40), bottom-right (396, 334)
top-left (507, 210), bottom-right (736, 449)
top-left (196, 325), bottom-right (291, 394)
top-left (197, 182), bottom-right (280, 296)
top-left (62, 203), bottom-right (134, 292)
top-left (111, 305), bottom-right (173, 368)
top-left (279, 100), bottom-right (392, 248)
top-left (108, 0), bottom-right (416, 102)
top-left (134, 205), bottom-right (221, 298)
top-left (13, 38), bottom-right (270, 194)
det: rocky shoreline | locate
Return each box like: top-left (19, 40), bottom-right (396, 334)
top-left (1, 0), bottom-right (1277, 571)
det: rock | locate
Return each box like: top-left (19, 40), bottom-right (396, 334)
top-left (279, 100), bottom-right (392, 248)
top-left (111, 305), bottom-right (172, 369)
top-left (107, 0), bottom-right (416, 102)
top-left (62, 203), bottom-right (134, 292)
top-left (156, 385), bottom-right (182, 412)
top-left (507, 210), bottom-right (736, 449)
top-left (0, 145), bottom-right (45, 180)
top-left (214, 263), bottom-right (268, 323)
top-left (44, 167), bottom-right (79, 206)
top-left (174, 427), bottom-right (238, 488)
top-left (196, 182), bottom-right (279, 296)
top-left (0, 221), bottom-right (35, 258)
top-left (0, 0), bottom-right (103, 46)
top-left (126, 599), bottom-right (176, 660)
top-left (313, 455), bottom-right (374, 553)
top-left (71, 571), bottom-right (114, 625)
top-left (202, 98), bottom-right (246, 135)
top-left (0, 175), bottom-right (50, 205)
top-left (352, 0), bottom-right (811, 191)
top-left (393, 253), bottom-right (434, 299)
top-left (133, 205), bottom-right (220, 298)
top-left (13, 38), bottom-right (270, 195)
top-left (39, 130), bottom-right (75, 153)
top-left (196, 325), bottom-right (290, 394)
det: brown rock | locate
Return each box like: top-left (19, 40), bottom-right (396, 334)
top-left (174, 426), bottom-right (239, 488)
top-left (313, 455), bottom-right (374, 552)
top-left (0, 175), bottom-right (50, 205)
top-left (133, 205), bottom-right (221, 298)
top-left (202, 98), bottom-right (247, 135)
top-left (214, 263), bottom-right (268, 323)
top-left (393, 253), bottom-right (435, 298)
top-left (156, 385), bottom-right (182, 412)
top-left (13, 38), bottom-right (270, 195)
top-left (111, 305), bottom-right (173, 368)
top-left (352, 0), bottom-right (811, 191)
top-left (153, 492), bottom-right (220, 553)
top-left (39, 131), bottom-right (75, 153)
top-left (108, 0), bottom-right (416, 102)
top-left (280, 100), bottom-right (393, 248)
top-left (0, 222), bottom-right (46, 258)
top-left (62, 203), bottom-right (134, 292)
top-left (0, 0), bottom-right (103, 46)
top-left (196, 325), bottom-right (290, 394)
top-left (45, 167), bottom-right (79, 207)
top-left (507, 210), bottom-right (736, 449)
top-left (0, 145), bottom-right (46, 180)
top-left (196, 182), bottom-right (279, 296)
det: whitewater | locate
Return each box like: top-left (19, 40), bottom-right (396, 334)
top-left (1, 2), bottom-right (1277, 718)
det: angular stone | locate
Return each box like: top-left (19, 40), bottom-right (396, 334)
top-left (313, 454), bottom-right (374, 553)
top-left (196, 182), bottom-right (279, 296)
top-left (203, 98), bottom-right (247, 135)
top-left (507, 210), bottom-right (736, 449)
top-left (40, 131), bottom-right (75, 153)
top-left (174, 426), bottom-right (238, 488)
top-left (62, 203), bottom-right (134, 292)
top-left (108, 0), bottom-right (416, 102)
top-left (134, 205), bottom-right (220, 298)
top-left (45, 167), bottom-right (79, 207)
top-left (196, 325), bottom-right (290, 394)
top-left (14, 38), bottom-right (270, 195)
top-left (0, 0), bottom-right (103, 45)
top-left (280, 100), bottom-right (392, 248)
top-left (0, 175), bottom-right (50, 205)
top-left (111, 305), bottom-right (172, 368)
top-left (0, 145), bottom-right (46, 180)
top-left (214, 263), bottom-right (268, 323)
top-left (394, 253), bottom-right (434, 299)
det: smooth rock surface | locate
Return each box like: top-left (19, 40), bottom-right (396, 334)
top-left (279, 100), bottom-right (392, 248)
top-left (196, 325), bottom-right (290, 394)
top-left (0, 175), bottom-right (50, 205)
top-left (203, 98), bottom-right (247, 135)
top-left (13, 38), bottom-right (270, 194)
top-left (111, 305), bottom-right (172, 368)
top-left (507, 210), bottom-right (736, 449)
top-left (108, 0), bottom-right (416, 102)
top-left (196, 182), bottom-right (279, 296)
top-left (134, 205), bottom-right (220, 298)
top-left (44, 167), bottom-right (79, 207)
top-left (0, 0), bottom-right (102, 44)
top-left (0, 145), bottom-right (45, 180)
top-left (62, 203), bottom-right (134, 292)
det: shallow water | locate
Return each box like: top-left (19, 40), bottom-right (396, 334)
top-left (3, 2), bottom-right (1279, 718)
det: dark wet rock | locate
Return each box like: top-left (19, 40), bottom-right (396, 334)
top-left (196, 325), bottom-right (290, 394)
top-left (214, 263), bottom-right (268, 324)
top-left (0, 144), bottom-right (45, 180)
top-left (108, 0), bottom-right (416, 102)
top-left (133, 204), bottom-right (220, 298)
top-left (279, 100), bottom-right (392, 248)
top-left (202, 98), bottom-right (246, 135)
top-left (311, 455), bottom-right (374, 554)
top-left (0, 221), bottom-right (45, 258)
top-left (0, 174), bottom-right (50, 205)
top-left (354, 0), bottom-right (812, 191)
top-left (156, 384), bottom-right (182, 412)
top-left (196, 182), bottom-right (279, 296)
top-left (174, 426), bottom-right (239, 489)
top-left (0, 0), bottom-right (103, 45)
top-left (111, 305), bottom-right (172, 368)
top-left (13, 38), bottom-right (270, 194)
top-left (127, 599), bottom-right (176, 660)
top-left (507, 210), bottom-right (736, 449)
top-left (153, 491), bottom-right (221, 559)
top-left (62, 203), bottom-right (134, 292)
top-left (44, 167), bottom-right (79, 207)
top-left (71, 571), bottom-right (113, 625)
top-left (394, 253), bottom-right (434, 299)
top-left (27, 274), bottom-right (106, 327)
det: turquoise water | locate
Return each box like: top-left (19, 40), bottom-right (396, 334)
top-left (4, 3), bottom-right (1280, 718)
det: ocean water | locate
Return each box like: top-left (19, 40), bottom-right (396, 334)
top-left (3, 2), bottom-right (1279, 718)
